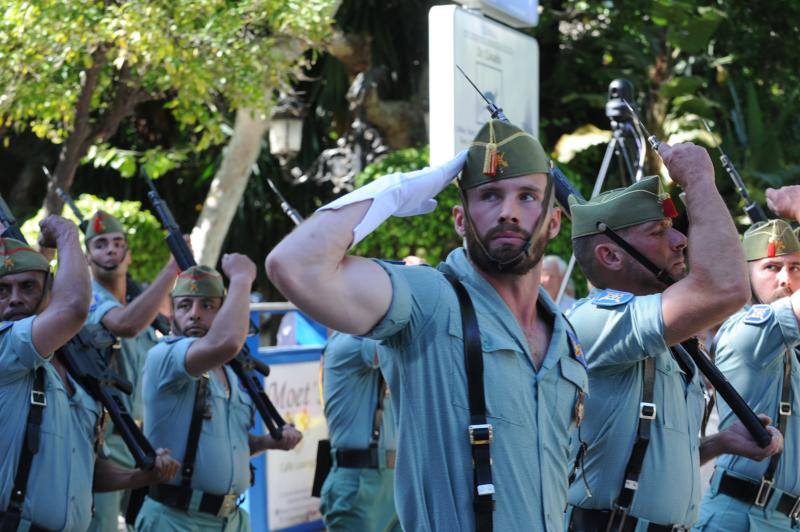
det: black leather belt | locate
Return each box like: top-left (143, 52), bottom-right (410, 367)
top-left (569, 507), bottom-right (689, 532)
top-left (0, 513), bottom-right (52, 531)
top-left (717, 471), bottom-right (800, 520)
top-left (148, 484), bottom-right (239, 518)
top-left (335, 448), bottom-right (396, 469)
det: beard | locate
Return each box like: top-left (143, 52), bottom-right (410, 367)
top-left (465, 222), bottom-right (547, 276)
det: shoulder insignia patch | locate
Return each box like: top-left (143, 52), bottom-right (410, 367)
top-left (743, 304), bottom-right (773, 325)
top-left (591, 289), bottom-right (634, 307)
top-left (566, 329), bottom-right (587, 368)
top-left (163, 336), bottom-right (184, 344)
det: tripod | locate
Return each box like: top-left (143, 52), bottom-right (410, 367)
top-left (555, 79), bottom-right (648, 304)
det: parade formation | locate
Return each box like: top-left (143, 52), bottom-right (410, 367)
top-left (3, 4), bottom-right (800, 532)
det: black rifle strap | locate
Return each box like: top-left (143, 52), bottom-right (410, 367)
top-left (759, 347), bottom-right (793, 494)
top-left (610, 356), bottom-right (656, 523)
top-left (178, 374), bottom-right (209, 506)
top-left (445, 274), bottom-right (495, 532)
top-left (4, 367), bottom-right (46, 524)
top-left (701, 334), bottom-right (720, 438)
top-left (370, 373), bottom-right (386, 448)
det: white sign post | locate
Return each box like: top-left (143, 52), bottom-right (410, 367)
top-left (429, 5), bottom-right (539, 165)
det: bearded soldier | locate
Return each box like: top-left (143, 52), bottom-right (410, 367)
top-left (267, 119), bottom-right (588, 531)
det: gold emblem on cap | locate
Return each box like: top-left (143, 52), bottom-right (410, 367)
top-left (190, 281), bottom-right (199, 292)
top-left (3, 258), bottom-right (13, 269)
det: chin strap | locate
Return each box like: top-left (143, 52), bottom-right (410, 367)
top-left (459, 173), bottom-right (555, 271)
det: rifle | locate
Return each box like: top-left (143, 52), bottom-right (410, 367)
top-left (43, 167), bottom-right (172, 335)
top-left (0, 193), bottom-right (157, 469)
top-left (266, 176), bottom-right (304, 226)
top-left (699, 121), bottom-right (768, 223)
top-left (143, 173), bottom-right (286, 440)
top-left (456, 68), bottom-right (772, 448)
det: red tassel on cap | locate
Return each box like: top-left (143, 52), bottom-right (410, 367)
top-left (661, 197), bottom-right (678, 218)
top-left (767, 239), bottom-right (777, 258)
top-left (93, 215), bottom-right (103, 234)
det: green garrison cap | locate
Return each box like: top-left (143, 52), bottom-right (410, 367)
top-left (0, 238), bottom-right (50, 276)
top-left (171, 265), bottom-right (225, 298)
top-left (569, 175), bottom-right (678, 239)
top-left (742, 219), bottom-right (800, 261)
top-left (85, 210), bottom-right (126, 241)
top-left (460, 119), bottom-right (550, 190)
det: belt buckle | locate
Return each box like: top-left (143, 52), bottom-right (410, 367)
top-left (639, 402), bottom-right (656, 420)
top-left (217, 493), bottom-right (238, 518)
top-left (789, 496), bottom-right (800, 521)
top-left (30, 390), bottom-right (46, 407)
top-left (468, 424), bottom-right (493, 445)
top-left (606, 504), bottom-right (629, 532)
top-left (671, 526), bottom-right (688, 532)
top-left (754, 478), bottom-right (773, 508)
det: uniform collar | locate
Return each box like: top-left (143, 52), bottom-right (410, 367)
top-left (438, 248), bottom-right (569, 372)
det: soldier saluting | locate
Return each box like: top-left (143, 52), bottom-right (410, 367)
top-left (267, 119), bottom-right (588, 531)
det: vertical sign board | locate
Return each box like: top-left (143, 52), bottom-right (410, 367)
top-left (429, 5), bottom-right (539, 165)
top-left (247, 344), bottom-right (327, 532)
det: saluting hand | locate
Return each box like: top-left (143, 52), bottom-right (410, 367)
top-left (657, 141), bottom-right (715, 189)
top-left (721, 414), bottom-right (783, 462)
top-left (766, 185), bottom-right (800, 222)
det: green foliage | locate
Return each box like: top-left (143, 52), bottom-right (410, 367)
top-left (21, 194), bottom-right (169, 282)
top-left (0, 0), bottom-right (338, 175)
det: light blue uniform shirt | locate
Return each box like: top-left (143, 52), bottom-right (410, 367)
top-left (695, 299), bottom-right (800, 531)
top-left (323, 333), bottom-right (396, 451)
top-left (567, 290), bottom-right (706, 528)
top-left (0, 317), bottom-right (101, 531)
top-left (142, 336), bottom-right (255, 496)
top-left (364, 248), bottom-right (588, 532)
top-left (88, 279), bottom-right (158, 422)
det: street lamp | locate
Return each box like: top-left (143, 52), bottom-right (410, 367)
top-left (268, 93), bottom-right (306, 167)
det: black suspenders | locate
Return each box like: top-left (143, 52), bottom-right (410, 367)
top-left (1, 367), bottom-right (46, 531)
top-left (445, 275), bottom-right (495, 532)
top-left (178, 374), bottom-right (210, 505)
top-left (607, 357), bottom-right (656, 530)
top-left (754, 347), bottom-right (794, 507)
top-left (370, 374), bottom-right (386, 455)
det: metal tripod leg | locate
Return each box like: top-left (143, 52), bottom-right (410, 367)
top-left (555, 138), bottom-right (617, 305)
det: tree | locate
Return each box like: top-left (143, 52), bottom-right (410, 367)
top-left (0, 0), bottom-right (338, 231)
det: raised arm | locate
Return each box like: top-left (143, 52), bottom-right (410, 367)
top-left (31, 216), bottom-right (91, 355)
top-left (659, 143), bottom-right (750, 346)
top-left (101, 258), bottom-right (180, 338)
top-left (266, 151), bottom-right (466, 335)
top-left (184, 254), bottom-right (255, 377)
top-left (766, 185), bottom-right (800, 322)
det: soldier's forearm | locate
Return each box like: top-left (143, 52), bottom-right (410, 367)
top-left (103, 261), bottom-right (179, 337)
top-left (92, 458), bottom-right (152, 492)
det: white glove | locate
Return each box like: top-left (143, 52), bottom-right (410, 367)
top-left (318, 150), bottom-right (467, 247)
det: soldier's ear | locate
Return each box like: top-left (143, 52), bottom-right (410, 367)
top-left (452, 205), bottom-right (466, 238)
top-left (594, 242), bottom-right (624, 272)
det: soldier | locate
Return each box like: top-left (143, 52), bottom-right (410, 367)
top-left (136, 259), bottom-right (302, 531)
top-left (267, 119), bottom-right (588, 531)
top-left (0, 218), bottom-right (179, 532)
top-left (565, 142), bottom-right (783, 531)
top-left (696, 186), bottom-right (800, 531)
top-left (319, 333), bottom-right (399, 531)
top-left (83, 210), bottom-right (182, 531)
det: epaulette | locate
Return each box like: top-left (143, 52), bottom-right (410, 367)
top-left (565, 328), bottom-right (588, 369)
top-left (163, 335), bottom-right (184, 344)
top-left (591, 289), bottom-right (634, 307)
top-left (0, 321), bottom-right (12, 334)
top-left (742, 304), bottom-right (773, 325)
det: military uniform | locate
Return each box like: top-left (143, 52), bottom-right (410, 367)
top-left (87, 279), bottom-right (158, 532)
top-left (136, 266), bottom-right (254, 532)
top-left (319, 333), bottom-right (399, 532)
top-left (82, 211), bottom-right (160, 532)
top-left (0, 239), bottom-right (101, 531)
top-left (364, 249), bottom-right (587, 531)
top-left (566, 176), bottom-right (706, 530)
top-left (696, 220), bottom-right (800, 531)
top-left (566, 290), bottom-right (706, 528)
